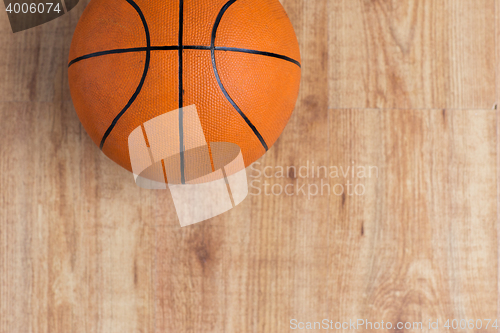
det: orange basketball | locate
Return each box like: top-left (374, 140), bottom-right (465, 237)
top-left (68, 0), bottom-right (301, 174)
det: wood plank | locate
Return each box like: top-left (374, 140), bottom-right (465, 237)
top-left (154, 0), bottom-right (331, 331)
top-left (0, 106), bottom-right (155, 333)
top-left (325, 108), bottom-right (497, 332)
top-left (496, 0), bottom-right (500, 316)
top-left (329, 0), bottom-right (496, 110)
top-left (1, 2), bottom-right (156, 332)
top-left (0, 0), bottom-right (85, 103)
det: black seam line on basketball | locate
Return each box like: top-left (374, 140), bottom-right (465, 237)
top-left (68, 46), bottom-right (300, 68)
top-left (215, 47), bottom-right (301, 68)
top-left (150, 46), bottom-right (178, 51)
top-left (178, 0), bottom-right (185, 184)
top-left (178, 0), bottom-right (184, 109)
top-left (185, 46), bottom-right (301, 67)
top-left (99, 0), bottom-right (151, 150)
top-left (68, 47), bottom-right (148, 67)
top-left (211, 0), bottom-right (268, 151)
top-left (68, 46), bottom-right (181, 67)
top-left (184, 45), bottom-right (211, 50)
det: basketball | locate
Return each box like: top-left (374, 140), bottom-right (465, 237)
top-left (68, 0), bottom-right (301, 174)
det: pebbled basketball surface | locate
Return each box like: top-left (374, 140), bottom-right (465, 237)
top-left (68, 0), bottom-right (301, 174)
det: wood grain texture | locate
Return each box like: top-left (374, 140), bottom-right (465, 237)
top-left (329, 0), bottom-right (496, 110)
top-left (326, 109), bottom-right (497, 331)
top-left (0, 3), bottom-right (156, 332)
top-left (0, 0), bottom-right (499, 332)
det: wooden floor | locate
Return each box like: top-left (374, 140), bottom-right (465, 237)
top-left (0, 0), bottom-right (499, 332)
